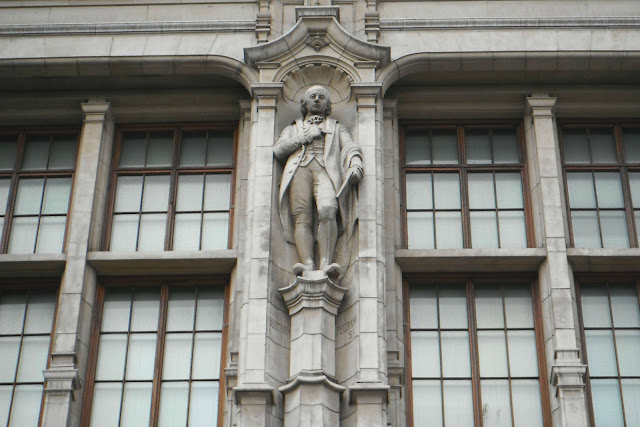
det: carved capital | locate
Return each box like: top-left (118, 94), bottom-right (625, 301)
top-left (526, 96), bottom-right (557, 118)
top-left (347, 383), bottom-right (391, 405)
top-left (234, 384), bottom-right (275, 405)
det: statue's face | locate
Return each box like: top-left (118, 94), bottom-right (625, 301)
top-left (304, 87), bottom-right (330, 116)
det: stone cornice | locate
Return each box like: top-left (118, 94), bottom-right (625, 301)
top-left (379, 16), bottom-right (640, 31)
top-left (0, 20), bottom-right (255, 36)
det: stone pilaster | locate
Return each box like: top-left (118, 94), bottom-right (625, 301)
top-left (383, 98), bottom-right (405, 427)
top-left (41, 100), bottom-right (114, 427)
top-left (364, 0), bottom-right (380, 43)
top-left (234, 83), bottom-right (282, 427)
top-left (279, 271), bottom-right (347, 426)
top-left (525, 96), bottom-right (588, 427)
top-left (340, 83), bottom-right (389, 426)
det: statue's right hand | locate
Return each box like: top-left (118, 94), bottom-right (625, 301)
top-left (309, 126), bottom-right (324, 139)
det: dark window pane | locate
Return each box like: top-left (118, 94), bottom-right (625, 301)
top-left (405, 133), bottom-right (430, 166)
top-left (492, 129), bottom-right (519, 164)
top-left (146, 132), bottom-right (173, 167)
top-left (48, 135), bottom-right (77, 169)
top-left (466, 129), bottom-right (491, 164)
top-left (563, 129), bottom-right (590, 164)
top-left (0, 179), bottom-right (10, 216)
top-left (431, 130), bottom-right (458, 164)
top-left (21, 136), bottom-right (50, 170)
top-left (623, 128), bottom-right (640, 163)
top-left (119, 133), bottom-right (146, 168)
top-left (0, 137), bottom-right (18, 170)
top-left (207, 133), bottom-right (233, 167)
top-left (590, 128), bottom-right (617, 164)
top-left (180, 132), bottom-right (207, 167)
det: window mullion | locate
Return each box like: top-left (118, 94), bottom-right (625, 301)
top-left (606, 283), bottom-right (629, 427)
top-left (166, 129), bottom-right (181, 251)
top-left (466, 280), bottom-right (483, 427)
top-left (149, 284), bottom-right (170, 426)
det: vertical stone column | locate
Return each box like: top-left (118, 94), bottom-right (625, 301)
top-left (344, 83), bottom-right (389, 427)
top-left (234, 84), bottom-right (282, 427)
top-left (525, 96), bottom-right (588, 427)
top-left (382, 98), bottom-right (405, 427)
top-left (224, 99), bottom-right (252, 427)
top-left (42, 100), bottom-right (114, 427)
top-left (279, 271), bottom-right (347, 425)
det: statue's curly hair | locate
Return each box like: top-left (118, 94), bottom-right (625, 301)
top-left (300, 86), bottom-right (332, 117)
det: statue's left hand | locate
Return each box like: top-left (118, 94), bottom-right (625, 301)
top-left (348, 165), bottom-right (364, 184)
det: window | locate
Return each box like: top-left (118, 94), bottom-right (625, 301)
top-left (0, 287), bottom-right (57, 426)
top-left (0, 130), bottom-right (78, 254)
top-left (403, 125), bottom-right (530, 249)
top-left (407, 278), bottom-right (549, 426)
top-left (562, 125), bottom-right (640, 248)
top-left (576, 279), bottom-right (640, 426)
top-left (84, 281), bottom-right (226, 426)
top-left (106, 127), bottom-right (235, 252)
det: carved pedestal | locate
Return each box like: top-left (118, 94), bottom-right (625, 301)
top-left (279, 270), bottom-right (347, 426)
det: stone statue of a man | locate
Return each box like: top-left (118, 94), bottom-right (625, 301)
top-left (274, 85), bottom-right (363, 276)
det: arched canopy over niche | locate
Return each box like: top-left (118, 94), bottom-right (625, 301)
top-left (244, 9), bottom-right (390, 85)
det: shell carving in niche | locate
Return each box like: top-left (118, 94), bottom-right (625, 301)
top-left (282, 64), bottom-right (352, 106)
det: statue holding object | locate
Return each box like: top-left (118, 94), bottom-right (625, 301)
top-left (274, 85), bottom-right (363, 277)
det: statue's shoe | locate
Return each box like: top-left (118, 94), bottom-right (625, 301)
top-left (322, 263), bottom-right (341, 277)
top-left (293, 262), bottom-right (314, 276)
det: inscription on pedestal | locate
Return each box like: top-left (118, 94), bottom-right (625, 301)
top-left (269, 318), bottom-right (291, 336)
top-left (337, 315), bottom-right (357, 341)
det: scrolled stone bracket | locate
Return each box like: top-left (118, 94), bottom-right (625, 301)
top-left (279, 270), bottom-right (348, 316)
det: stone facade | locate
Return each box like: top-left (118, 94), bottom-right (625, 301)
top-left (1, 1), bottom-right (640, 426)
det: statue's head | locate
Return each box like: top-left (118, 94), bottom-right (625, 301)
top-left (300, 85), bottom-right (332, 117)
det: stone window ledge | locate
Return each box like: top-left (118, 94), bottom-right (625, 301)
top-left (0, 253), bottom-right (67, 277)
top-left (568, 248), bottom-right (640, 272)
top-left (395, 248), bottom-right (547, 273)
top-left (87, 250), bottom-right (236, 276)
